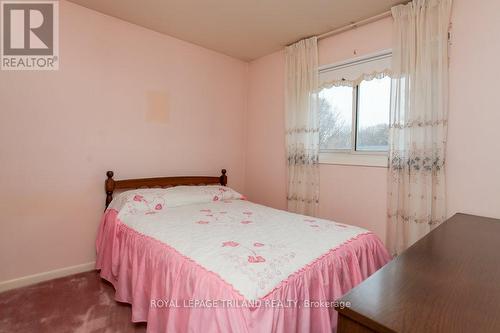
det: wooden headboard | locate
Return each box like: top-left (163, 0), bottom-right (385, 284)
top-left (104, 169), bottom-right (227, 209)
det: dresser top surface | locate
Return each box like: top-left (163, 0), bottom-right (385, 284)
top-left (337, 213), bottom-right (500, 333)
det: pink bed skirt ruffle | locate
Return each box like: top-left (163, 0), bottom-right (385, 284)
top-left (96, 209), bottom-right (390, 333)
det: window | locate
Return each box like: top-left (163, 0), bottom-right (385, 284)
top-left (318, 51), bottom-right (391, 167)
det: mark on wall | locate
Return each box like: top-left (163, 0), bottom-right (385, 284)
top-left (146, 91), bottom-right (169, 124)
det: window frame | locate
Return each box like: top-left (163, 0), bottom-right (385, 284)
top-left (318, 51), bottom-right (392, 168)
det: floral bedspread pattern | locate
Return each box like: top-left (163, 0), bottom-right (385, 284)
top-left (112, 194), bottom-right (368, 301)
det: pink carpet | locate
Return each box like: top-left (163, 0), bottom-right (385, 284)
top-left (0, 271), bottom-right (146, 333)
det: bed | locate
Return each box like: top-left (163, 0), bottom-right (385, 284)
top-left (96, 169), bottom-right (390, 333)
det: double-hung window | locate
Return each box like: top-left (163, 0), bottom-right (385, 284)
top-left (318, 51), bottom-right (392, 167)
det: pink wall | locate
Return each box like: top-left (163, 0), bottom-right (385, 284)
top-left (446, 0), bottom-right (500, 219)
top-left (246, 18), bottom-right (393, 241)
top-left (246, 51), bottom-right (287, 210)
top-left (0, 1), bottom-right (248, 282)
top-left (246, 0), bottom-right (500, 243)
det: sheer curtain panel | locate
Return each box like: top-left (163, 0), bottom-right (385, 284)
top-left (285, 37), bottom-right (320, 216)
top-left (387, 0), bottom-right (453, 255)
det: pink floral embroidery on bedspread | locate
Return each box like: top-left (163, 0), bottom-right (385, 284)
top-left (127, 194), bottom-right (166, 215)
top-left (222, 241), bottom-right (239, 247)
top-left (248, 256), bottom-right (266, 263)
top-left (222, 241), bottom-right (267, 264)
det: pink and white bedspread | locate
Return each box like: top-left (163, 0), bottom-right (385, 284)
top-left (96, 186), bottom-right (390, 333)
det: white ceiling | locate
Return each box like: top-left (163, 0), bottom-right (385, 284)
top-left (67, 0), bottom-right (406, 61)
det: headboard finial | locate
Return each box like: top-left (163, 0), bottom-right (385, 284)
top-left (220, 169), bottom-right (227, 186)
top-left (105, 171), bottom-right (116, 209)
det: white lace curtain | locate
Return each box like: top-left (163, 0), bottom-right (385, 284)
top-left (387, 0), bottom-right (453, 255)
top-left (285, 37), bottom-right (320, 216)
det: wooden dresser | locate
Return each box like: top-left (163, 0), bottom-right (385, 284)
top-left (335, 213), bottom-right (500, 333)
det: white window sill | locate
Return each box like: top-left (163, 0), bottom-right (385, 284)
top-left (319, 151), bottom-right (388, 168)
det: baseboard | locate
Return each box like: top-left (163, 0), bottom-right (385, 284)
top-left (0, 261), bottom-right (96, 293)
